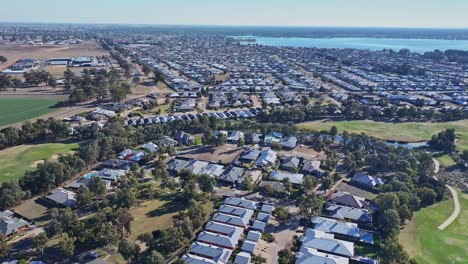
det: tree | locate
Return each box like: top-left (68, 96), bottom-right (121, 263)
top-left (118, 239), bottom-right (140, 261)
top-left (375, 193), bottom-right (400, 212)
top-left (116, 188), bottom-right (137, 208)
top-left (146, 250), bottom-right (165, 264)
top-left (76, 185), bottom-right (92, 206)
top-left (303, 175), bottom-right (317, 191)
top-left (330, 125), bottom-right (338, 139)
top-left (297, 193), bottom-right (324, 218)
top-left (0, 56), bottom-right (7, 64)
top-left (418, 187), bottom-right (436, 207)
top-left (115, 208), bottom-right (134, 236)
top-left (379, 209), bottom-right (400, 236)
top-left (48, 76), bottom-right (57, 88)
top-left (58, 236), bottom-right (75, 257)
top-left (278, 249), bottom-right (295, 264)
top-left (0, 181), bottom-right (24, 209)
top-left (89, 176), bottom-right (107, 196)
top-left (198, 174), bottom-right (215, 193)
top-left (0, 234), bottom-right (10, 260)
top-left (32, 233), bottom-right (48, 254)
top-left (242, 175), bottom-right (254, 191)
top-left (321, 177), bottom-right (333, 190)
top-left (380, 237), bottom-right (411, 264)
top-left (273, 206), bottom-right (290, 224)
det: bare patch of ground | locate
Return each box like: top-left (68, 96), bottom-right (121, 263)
top-left (177, 144), bottom-right (244, 164)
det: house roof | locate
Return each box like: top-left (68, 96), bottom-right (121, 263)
top-left (296, 247), bottom-right (349, 264)
top-left (246, 230), bottom-right (261, 242)
top-left (279, 136), bottom-right (298, 148)
top-left (211, 213), bottom-right (250, 228)
top-left (311, 217), bottom-right (360, 238)
top-left (256, 212), bottom-right (270, 223)
top-left (97, 169), bottom-right (126, 181)
top-left (138, 142), bottom-right (159, 153)
top-left (181, 254), bottom-right (217, 264)
top-left (197, 231), bottom-right (239, 249)
top-left (351, 173), bottom-right (385, 187)
top-left (258, 181), bottom-right (287, 193)
top-left (0, 210), bottom-right (29, 236)
top-left (224, 197), bottom-right (258, 210)
top-left (251, 220), bottom-right (267, 232)
top-left (185, 160), bottom-right (210, 175)
top-left (234, 252), bottom-right (251, 264)
top-left (280, 156), bottom-right (300, 169)
top-left (240, 149), bottom-right (261, 161)
top-left (331, 191), bottom-right (368, 209)
top-left (269, 171), bottom-right (304, 185)
top-left (241, 240), bottom-right (257, 254)
top-left (189, 242), bottom-right (232, 264)
top-left (200, 163), bottom-right (225, 178)
top-left (166, 158), bottom-right (191, 173)
top-left (218, 205), bottom-right (254, 220)
top-left (205, 221), bottom-right (243, 239)
top-left (218, 166), bottom-right (245, 183)
top-left (324, 204), bottom-right (372, 223)
top-left (300, 229), bottom-right (354, 257)
top-left (47, 188), bottom-right (77, 207)
top-left (302, 160), bottom-right (321, 173)
top-left (260, 204), bottom-right (275, 214)
top-left (255, 148), bottom-right (277, 167)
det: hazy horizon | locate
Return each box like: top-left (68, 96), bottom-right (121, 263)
top-left (2, 0), bottom-right (468, 28)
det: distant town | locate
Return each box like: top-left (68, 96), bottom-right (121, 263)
top-left (0, 24), bottom-right (466, 264)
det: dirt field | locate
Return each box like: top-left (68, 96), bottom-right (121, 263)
top-left (14, 197), bottom-right (51, 225)
top-left (176, 144), bottom-right (244, 164)
top-left (278, 145), bottom-right (326, 160)
top-left (0, 40), bottom-right (109, 71)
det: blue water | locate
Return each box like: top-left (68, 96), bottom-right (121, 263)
top-left (237, 36), bottom-right (468, 53)
top-left (84, 173), bottom-right (95, 179)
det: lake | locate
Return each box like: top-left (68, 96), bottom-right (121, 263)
top-left (236, 36), bottom-right (468, 53)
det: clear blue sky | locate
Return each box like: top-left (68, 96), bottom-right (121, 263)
top-left (2, 0), bottom-right (467, 28)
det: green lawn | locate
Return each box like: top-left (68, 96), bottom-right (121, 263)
top-left (0, 142), bottom-right (79, 183)
top-left (434, 154), bottom-right (456, 168)
top-left (399, 190), bottom-right (468, 264)
top-left (0, 97), bottom-right (63, 127)
top-left (297, 120), bottom-right (468, 150)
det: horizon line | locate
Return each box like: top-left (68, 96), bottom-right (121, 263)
top-left (1, 21), bottom-right (468, 30)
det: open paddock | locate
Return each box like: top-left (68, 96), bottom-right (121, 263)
top-left (176, 144), bottom-right (244, 164)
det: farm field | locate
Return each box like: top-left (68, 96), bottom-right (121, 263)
top-left (0, 142), bottom-right (79, 183)
top-left (399, 189), bottom-right (468, 264)
top-left (297, 120), bottom-right (468, 150)
top-left (0, 97), bottom-right (64, 127)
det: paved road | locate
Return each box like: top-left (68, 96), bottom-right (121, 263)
top-left (438, 185), bottom-right (461, 230)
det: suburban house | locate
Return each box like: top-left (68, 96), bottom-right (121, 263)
top-left (197, 231), bottom-right (239, 250)
top-left (255, 148), bottom-right (277, 168)
top-left (296, 247), bottom-right (349, 264)
top-left (211, 212), bottom-right (250, 229)
top-left (184, 160), bottom-right (210, 175)
top-left (234, 252), bottom-right (251, 264)
top-left (300, 229), bottom-right (354, 258)
top-left (351, 173), bottom-right (386, 188)
top-left (324, 204), bottom-right (373, 227)
top-left (263, 132), bottom-right (283, 145)
top-left (269, 171), bottom-right (304, 185)
top-left (138, 142), bottom-right (159, 153)
top-left (0, 210), bottom-right (29, 238)
top-left (245, 133), bottom-right (263, 144)
top-left (238, 149), bottom-right (261, 164)
top-left (241, 240), bottom-right (257, 255)
top-left (155, 136), bottom-right (178, 148)
top-left (96, 169), bottom-right (127, 182)
top-left (215, 130), bottom-right (245, 144)
top-left (217, 166), bottom-right (245, 185)
top-left (259, 181), bottom-right (288, 196)
top-left (199, 163), bottom-right (225, 178)
top-left (166, 158), bottom-right (192, 175)
top-left (311, 217), bottom-right (374, 244)
top-left (224, 197), bottom-right (258, 210)
top-left (46, 188), bottom-right (77, 207)
top-left (302, 159), bottom-right (323, 177)
top-left (330, 191), bottom-right (369, 209)
top-left (184, 241), bottom-right (232, 264)
top-left (280, 156), bottom-right (301, 171)
top-left (117, 149), bottom-right (146, 162)
top-left (100, 159), bottom-right (134, 170)
top-left (279, 136), bottom-right (298, 149)
top-left (174, 131), bottom-right (193, 146)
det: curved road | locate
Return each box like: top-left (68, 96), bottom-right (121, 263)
top-left (438, 185), bottom-right (461, 230)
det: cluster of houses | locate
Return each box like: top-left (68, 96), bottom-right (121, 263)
top-left (127, 107), bottom-right (263, 127)
top-left (2, 58), bottom-right (40, 74)
top-left (208, 92), bottom-right (252, 109)
top-left (182, 197), bottom-right (274, 264)
top-left (296, 190), bottom-right (378, 264)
